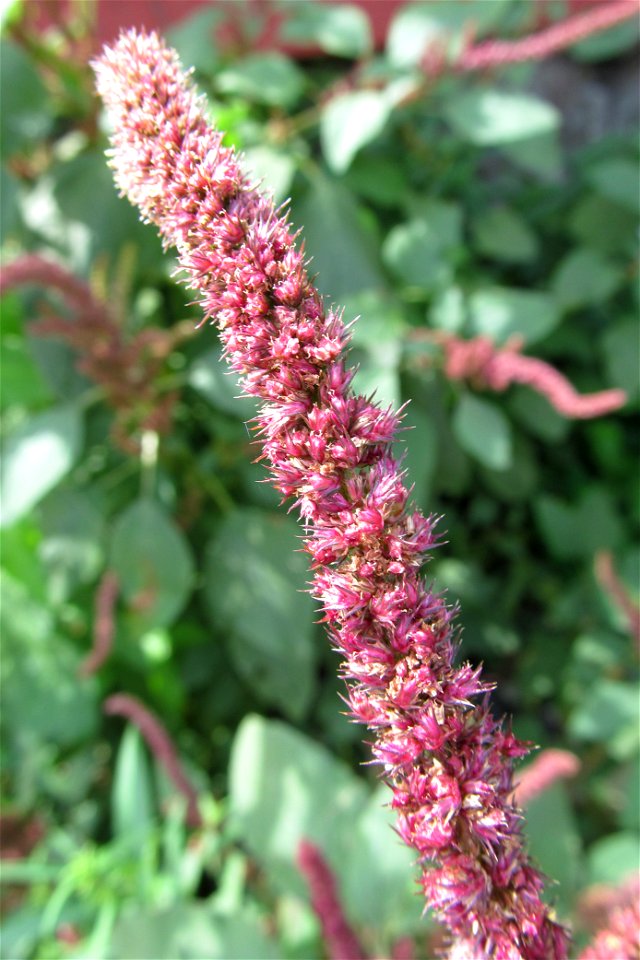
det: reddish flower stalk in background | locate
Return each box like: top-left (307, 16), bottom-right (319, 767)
top-left (94, 31), bottom-right (570, 958)
top-left (78, 570), bottom-right (119, 678)
top-left (512, 749), bottom-right (580, 808)
top-left (297, 839), bottom-right (367, 960)
top-left (0, 253), bottom-right (192, 453)
top-left (104, 693), bottom-right (201, 828)
top-left (594, 550), bottom-right (640, 656)
top-left (438, 333), bottom-right (626, 420)
top-left (578, 898), bottom-right (640, 960)
top-left (458, 1), bottom-right (637, 71)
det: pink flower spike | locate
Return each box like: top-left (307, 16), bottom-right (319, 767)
top-left (93, 31), bottom-right (570, 958)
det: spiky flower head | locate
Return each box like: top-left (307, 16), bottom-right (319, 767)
top-left (94, 30), bottom-right (569, 958)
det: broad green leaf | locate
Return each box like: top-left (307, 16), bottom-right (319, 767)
top-left (203, 509), bottom-right (316, 720)
top-left (0, 40), bottom-right (51, 159)
top-left (502, 129), bottom-right (563, 180)
top-left (535, 488), bottom-right (624, 560)
top-left (0, 334), bottom-right (53, 411)
top-left (453, 393), bottom-right (513, 471)
top-left (345, 153), bottom-right (408, 208)
top-left (444, 88), bottom-right (560, 146)
top-left (109, 904), bottom-right (279, 960)
top-left (112, 725), bottom-right (156, 840)
top-left (569, 194), bottom-right (637, 256)
top-left (430, 285), bottom-right (467, 333)
top-left (281, 2), bottom-right (372, 58)
top-left (468, 286), bottom-right (560, 344)
top-left (342, 784), bottom-right (425, 938)
top-left (552, 248), bottom-right (622, 310)
top-left (228, 715), bottom-right (367, 891)
top-left (472, 206), bottom-right (539, 263)
top-left (569, 680), bottom-right (640, 760)
top-left (602, 317), bottom-right (640, 399)
top-left (386, 0), bottom-right (511, 68)
top-left (166, 7), bottom-right (224, 76)
top-left (292, 172), bottom-right (382, 300)
top-left (320, 90), bottom-right (391, 173)
top-left (216, 53), bottom-right (306, 108)
top-left (508, 387), bottom-right (570, 443)
top-left (0, 167), bottom-right (21, 241)
top-left (39, 488), bottom-right (104, 602)
top-left (383, 202), bottom-right (461, 292)
top-left (587, 832), bottom-right (640, 886)
top-left (188, 344), bottom-right (258, 419)
top-left (524, 783), bottom-right (582, 914)
top-left (0, 571), bottom-right (98, 745)
top-left (342, 289), bottom-right (405, 408)
top-left (242, 145), bottom-right (295, 202)
top-left (479, 433), bottom-right (538, 502)
top-left (110, 498), bottom-right (195, 629)
top-left (587, 158), bottom-right (640, 214)
top-left (0, 403), bottom-right (83, 528)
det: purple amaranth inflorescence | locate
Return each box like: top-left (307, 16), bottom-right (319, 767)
top-left (93, 31), bottom-right (570, 958)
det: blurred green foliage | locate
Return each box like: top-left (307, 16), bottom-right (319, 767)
top-left (1, 1), bottom-right (638, 957)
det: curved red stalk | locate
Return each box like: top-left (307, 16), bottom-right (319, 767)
top-left (79, 571), bottom-right (119, 677)
top-left (459, 1), bottom-right (637, 71)
top-left (297, 839), bottom-right (367, 960)
top-left (104, 693), bottom-right (202, 828)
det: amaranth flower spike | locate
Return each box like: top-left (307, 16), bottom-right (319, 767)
top-left (93, 30), bottom-right (570, 959)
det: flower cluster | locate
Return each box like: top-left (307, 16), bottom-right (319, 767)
top-left (94, 31), bottom-right (569, 958)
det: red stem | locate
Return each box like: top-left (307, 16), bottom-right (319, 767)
top-left (459, 1), bottom-right (638, 71)
top-left (78, 571), bottom-right (119, 677)
top-left (104, 693), bottom-right (202, 828)
top-left (297, 839), bottom-right (368, 960)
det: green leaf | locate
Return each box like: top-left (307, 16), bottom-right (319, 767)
top-left (524, 783), bottom-right (582, 914)
top-left (429, 285), bottom-right (467, 333)
top-left (586, 158), bottom-right (640, 215)
top-left (188, 344), bottom-right (258, 419)
top-left (569, 194), bottom-right (637, 256)
top-left (321, 90), bottom-right (391, 173)
top-left (0, 571), bottom-right (98, 745)
top-left (39, 488), bottom-right (105, 602)
top-left (444, 88), bottom-right (560, 146)
top-left (0, 403), bottom-right (83, 528)
top-left (569, 680), bottom-right (640, 760)
top-left (587, 831), bottom-right (640, 886)
top-left (342, 784), bottom-right (425, 937)
top-left (166, 7), bottom-right (224, 76)
top-left (292, 172), bottom-right (382, 301)
top-left (535, 487), bottom-right (624, 560)
top-left (203, 509), bottom-right (316, 720)
top-left (110, 498), bottom-right (195, 630)
top-left (472, 205), bottom-right (539, 263)
top-left (242, 145), bottom-right (295, 203)
top-left (0, 334), bottom-right (53, 412)
top-left (216, 53), bottom-right (305, 108)
top-left (552, 248), bottom-right (622, 310)
top-left (229, 715), bottom-right (367, 891)
top-left (112, 726), bottom-right (156, 840)
top-left (502, 129), bottom-right (563, 180)
top-left (383, 201), bottom-right (462, 292)
top-left (602, 317), bottom-right (639, 400)
top-left (386, 0), bottom-right (511, 68)
top-left (453, 393), bottom-right (513, 471)
top-left (281, 2), bottom-right (372, 58)
top-left (0, 40), bottom-right (51, 159)
top-left (110, 904), bottom-right (279, 960)
top-left (508, 387), bottom-right (570, 444)
top-left (468, 286), bottom-right (560, 344)
top-left (342, 289), bottom-right (405, 408)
